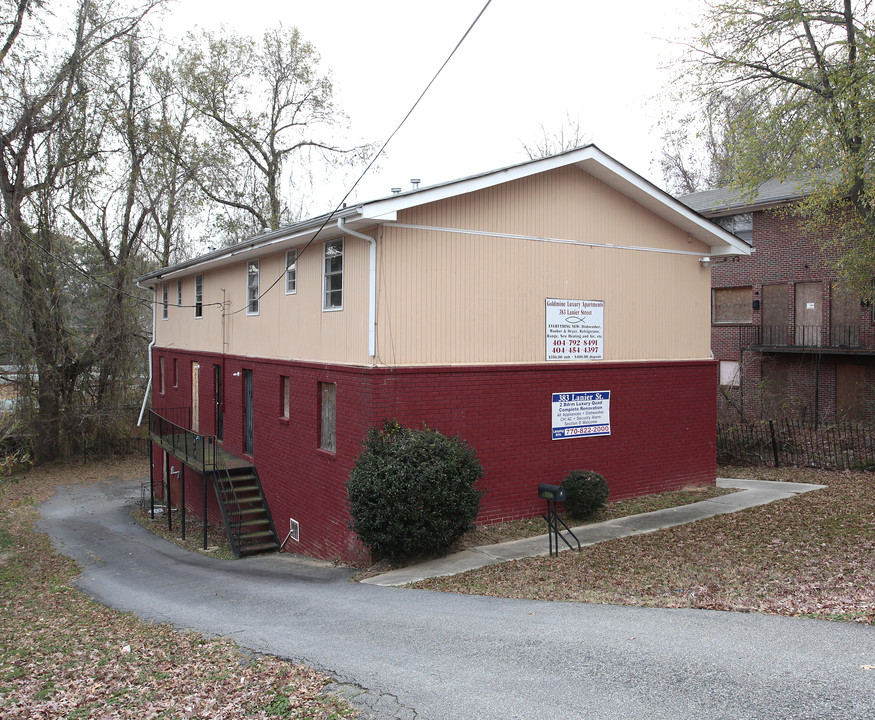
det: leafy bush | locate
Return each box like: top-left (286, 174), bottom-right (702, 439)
top-left (561, 470), bottom-right (609, 519)
top-left (347, 420), bottom-right (483, 561)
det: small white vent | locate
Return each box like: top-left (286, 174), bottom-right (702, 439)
top-left (288, 518), bottom-right (300, 543)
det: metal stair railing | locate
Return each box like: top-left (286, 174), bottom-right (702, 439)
top-left (210, 454), bottom-right (245, 558)
top-left (148, 408), bottom-right (277, 558)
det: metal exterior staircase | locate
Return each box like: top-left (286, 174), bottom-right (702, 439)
top-left (212, 465), bottom-right (280, 558)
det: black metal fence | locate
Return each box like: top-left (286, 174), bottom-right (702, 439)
top-left (717, 419), bottom-right (875, 470)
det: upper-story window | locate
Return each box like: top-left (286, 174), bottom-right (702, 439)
top-left (161, 282), bottom-right (168, 320)
top-left (716, 213), bottom-right (753, 243)
top-left (247, 260), bottom-right (260, 315)
top-left (176, 279), bottom-right (182, 306)
top-left (194, 274), bottom-right (203, 318)
top-left (285, 249), bottom-right (297, 294)
top-left (323, 239), bottom-right (343, 310)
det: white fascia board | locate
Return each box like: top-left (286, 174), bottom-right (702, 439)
top-left (572, 151), bottom-right (751, 257)
top-left (137, 215), bottom-right (356, 287)
top-left (355, 145), bottom-right (751, 258)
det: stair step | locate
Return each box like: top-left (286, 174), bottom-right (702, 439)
top-left (238, 541), bottom-right (279, 555)
top-left (212, 464), bottom-right (279, 558)
top-left (240, 529), bottom-right (274, 540)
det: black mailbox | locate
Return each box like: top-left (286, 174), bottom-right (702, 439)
top-left (538, 483), bottom-right (566, 502)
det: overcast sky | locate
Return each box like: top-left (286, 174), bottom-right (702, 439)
top-left (168, 0), bottom-right (701, 210)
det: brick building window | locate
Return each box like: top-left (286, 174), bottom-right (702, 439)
top-left (713, 287), bottom-right (752, 324)
top-left (172, 358), bottom-right (178, 388)
top-left (161, 283), bottom-right (168, 320)
top-left (176, 279), bottom-right (182, 306)
top-left (719, 360), bottom-right (740, 387)
top-left (158, 356), bottom-right (165, 394)
top-left (320, 382), bottom-right (336, 452)
top-left (716, 213), bottom-right (753, 243)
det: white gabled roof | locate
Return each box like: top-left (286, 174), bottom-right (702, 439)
top-left (137, 144), bottom-right (749, 285)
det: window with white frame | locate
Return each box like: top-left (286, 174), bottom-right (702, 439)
top-left (161, 283), bottom-right (168, 320)
top-left (719, 360), bottom-right (741, 387)
top-left (323, 240), bottom-right (343, 310)
top-left (176, 279), bottom-right (182, 306)
top-left (247, 260), bottom-right (259, 315)
top-left (194, 274), bottom-right (203, 318)
top-left (285, 249), bottom-right (297, 294)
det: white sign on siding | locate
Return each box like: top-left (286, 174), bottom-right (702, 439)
top-left (545, 298), bottom-right (604, 360)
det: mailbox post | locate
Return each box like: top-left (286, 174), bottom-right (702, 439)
top-left (538, 483), bottom-right (581, 557)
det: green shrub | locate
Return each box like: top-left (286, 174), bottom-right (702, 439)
top-left (561, 470), bottom-right (609, 519)
top-left (347, 420), bottom-right (483, 561)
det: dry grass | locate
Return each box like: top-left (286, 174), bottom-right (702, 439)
top-left (454, 484), bottom-right (736, 549)
top-left (415, 467), bottom-right (875, 624)
top-left (0, 457), bottom-right (355, 719)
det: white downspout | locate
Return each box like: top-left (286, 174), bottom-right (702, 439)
top-left (337, 218), bottom-right (376, 358)
top-left (137, 283), bottom-right (157, 426)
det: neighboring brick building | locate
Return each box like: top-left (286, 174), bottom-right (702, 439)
top-left (137, 146), bottom-right (749, 562)
top-left (681, 179), bottom-right (875, 424)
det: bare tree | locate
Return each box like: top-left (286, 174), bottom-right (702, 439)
top-left (521, 113), bottom-right (589, 160)
top-left (0, 0), bottom-right (164, 460)
top-left (177, 24), bottom-right (373, 241)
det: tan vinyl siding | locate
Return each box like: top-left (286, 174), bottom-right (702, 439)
top-left (155, 235), bottom-right (371, 364)
top-left (155, 164), bottom-right (712, 365)
top-left (377, 167), bottom-right (711, 364)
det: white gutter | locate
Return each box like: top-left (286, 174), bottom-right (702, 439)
top-left (136, 284), bottom-right (156, 427)
top-left (337, 217), bottom-right (376, 358)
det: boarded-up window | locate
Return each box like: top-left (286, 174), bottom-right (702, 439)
top-left (713, 287), bottom-right (752, 324)
top-left (831, 283), bottom-right (861, 347)
top-left (762, 284), bottom-right (788, 345)
top-left (836, 364), bottom-right (867, 421)
top-left (320, 382), bottom-right (336, 452)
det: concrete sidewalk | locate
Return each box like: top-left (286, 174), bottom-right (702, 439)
top-left (362, 478), bottom-right (825, 587)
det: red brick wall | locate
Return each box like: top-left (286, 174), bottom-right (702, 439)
top-left (151, 349), bottom-right (717, 563)
top-left (710, 208), bottom-right (875, 423)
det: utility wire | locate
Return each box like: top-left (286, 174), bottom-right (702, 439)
top-left (0, 0), bottom-right (494, 318)
top-left (0, 212), bottom-right (223, 311)
top-left (223, 0), bottom-right (494, 317)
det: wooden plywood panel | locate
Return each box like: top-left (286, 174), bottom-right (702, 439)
top-left (836, 364), bottom-right (867, 421)
top-left (713, 287), bottom-right (752, 324)
top-left (762, 283), bottom-right (788, 345)
top-left (795, 282), bottom-right (822, 346)
top-left (831, 283), bottom-right (861, 347)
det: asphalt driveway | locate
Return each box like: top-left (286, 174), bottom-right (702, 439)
top-left (38, 478), bottom-right (875, 719)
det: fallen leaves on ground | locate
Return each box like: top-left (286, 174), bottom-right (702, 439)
top-left (415, 467), bottom-right (875, 624)
top-left (0, 458), bottom-right (355, 719)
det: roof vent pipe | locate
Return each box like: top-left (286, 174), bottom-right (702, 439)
top-left (391, 187), bottom-right (402, 195)
top-left (410, 178), bottom-right (420, 190)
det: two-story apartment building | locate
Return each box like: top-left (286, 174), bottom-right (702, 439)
top-left (137, 146), bottom-right (749, 562)
top-left (681, 179), bottom-right (875, 424)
